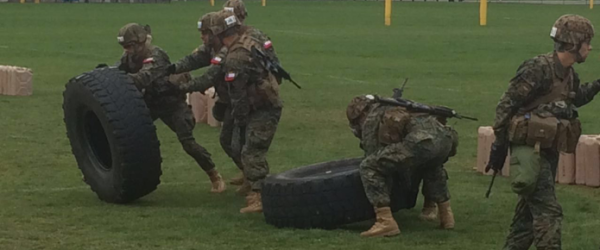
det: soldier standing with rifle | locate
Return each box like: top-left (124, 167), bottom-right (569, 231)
top-left (486, 15), bottom-right (600, 250)
top-left (181, 11), bottom-right (284, 213)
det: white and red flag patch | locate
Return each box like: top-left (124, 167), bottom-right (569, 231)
top-left (263, 40), bottom-right (273, 49)
top-left (225, 72), bottom-right (236, 82)
top-left (211, 57), bottom-right (222, 65)
top-left (143, 58), bottom-right (155, 64)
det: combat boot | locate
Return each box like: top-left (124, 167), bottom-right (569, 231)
top-left (419, 198), bottom-right (438, 221)
top-left (240, 191), bottom-right (263, 214)
top-left (438, 201), bottom-right (455, 229)
top-left (360, 207), bottom-right (400, 237)
top-left (207, 169), bottom-right (226, 193)
top-left (229, 171), bottom-right (245, 186)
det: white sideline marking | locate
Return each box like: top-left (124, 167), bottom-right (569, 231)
top-left (9, 181), bottom-right (209, 194)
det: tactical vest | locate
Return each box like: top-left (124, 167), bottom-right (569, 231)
top-left (229, 34), bottom-right (282, 110)
top-left (360, 105), bottom-right (458, 157)
top-left (360, 106), bottom-right (412, 155)
top-left (508, 56), bottom-right (581, 153)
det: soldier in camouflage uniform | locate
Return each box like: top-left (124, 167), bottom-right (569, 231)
top-left (165, 12), bottom-right (245, 188)
top-left (486, 15), bottom-right (599, 250)
top-left (347, 95), bottom-right (458, 237)
top-left (114, 23), bottom-right (226, 194)
top-left (193, 11), bottom-right (282, 214)
top-left (166, 6), bottom-right (279, 193)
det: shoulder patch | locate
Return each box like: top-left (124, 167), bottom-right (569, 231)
top-left (211, 57), bottom-right (222, 65)
top-left (143, 58), bottom-right (155, 64)
top-left (225, 16), bottom-right (237, 26)
top-left (225, 72), bottom-right (236, 82)
top-left (263, 40), bottom-right (273, 49)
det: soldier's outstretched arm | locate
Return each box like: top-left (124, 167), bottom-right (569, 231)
top-left (128, 55), bottom-right (170, 90)
top-left (180, 64), bottom-right (224, 94)
top-left (572, 72), bottom-right (600, 107)
top-left (172, 45), bottom-right (215, 74)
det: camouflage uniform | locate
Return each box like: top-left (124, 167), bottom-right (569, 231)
top-left (171, 24), bottom-right (279, 173)
top-left (357, 104), bottom-right (456, 207)
top-left (489, 15), bottom-right (599, 250)
top-left (347, 96), bottom-right (458, 237)
top-left (224, 32), bottom-right (283, 191)
top-left (116, 25), bottom-right (216, 174)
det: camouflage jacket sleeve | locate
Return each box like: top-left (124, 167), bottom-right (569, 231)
top-left (128, 49), bottom-right (171, 90)
top-left (224, 49), bottom-right (256, 126)
top-left (173, 45), bottom-right (213, 74)
top-left (181, 64), bottom-right (224, 94)
top-left (492, 58), bottom-right (546, 145)
top-left (572, 72), bottom-right (600, 107)
top-left (116, 53), bottom-right (131, 72)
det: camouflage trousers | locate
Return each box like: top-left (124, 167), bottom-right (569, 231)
top-left (237, 106), bottom-right (282, 191)
top-left (413, 165), bottom-right (450, 204)
top-left (150, 101), bottom-right (215, 172)
top-left (359, 130), bottom-right (453, 207)
top-left (219, 105), bottom-right (244, 170)
top-left (503, 145), bottom-right (562, 250)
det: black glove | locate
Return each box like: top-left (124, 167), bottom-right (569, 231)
top-left (165, 64), bottom-right (176, 76)
top-left (96, 63), bottom-right (108, 69)
top-left (485, 142), bottom-right (509, 173)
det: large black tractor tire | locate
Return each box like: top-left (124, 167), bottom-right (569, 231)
top-left (262, 158), bottom-right (419, 229)
top-left (63, 67), bottom-right (162, 204)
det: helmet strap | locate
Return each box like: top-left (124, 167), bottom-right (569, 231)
top-left (570, 43), bottom-right (584, 63)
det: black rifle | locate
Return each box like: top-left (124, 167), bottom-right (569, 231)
top-left (375, 79), bottom-right (478, 121)
top-left (251, 46), bottom-right (301, 89)
top-left (392, 78), bottom-right (409, 99)
top-left (486, 170), bottom-right (498, 198)
top-left (374, 96), bottom-right (478, 121)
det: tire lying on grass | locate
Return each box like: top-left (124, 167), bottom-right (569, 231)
top-left (63, 67), bottom-right (162, 204)
top-left (262, 158), bottom-right (419, 229)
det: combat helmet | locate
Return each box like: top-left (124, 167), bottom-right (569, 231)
top-left (198, 12), bottom-right (219, 32)
top-left (223, 0), bottom-right (248, 22)
top-left (551, 14), bottom-right (594, 45)
top-left (346, 95), bottom-right (377, 138)
top-left (202, 9), bottom-right (241, 36)
top-left (118, 23), bottom-right (149, 46)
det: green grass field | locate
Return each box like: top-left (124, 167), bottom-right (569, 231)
top-left (1, 1), bottom-right (600, 249)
